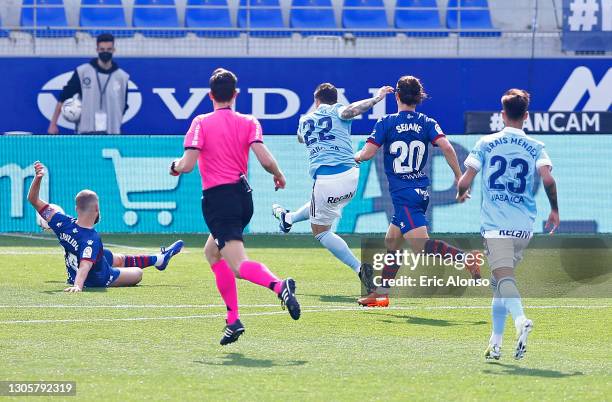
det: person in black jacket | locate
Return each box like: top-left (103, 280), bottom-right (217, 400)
top-left (48, 33), bottom-right (129, 134)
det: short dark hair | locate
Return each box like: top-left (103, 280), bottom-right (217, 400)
top-left (96, 33), bottom-right (115, 45)
top-left (209, 68), bottom-right (237, 103)
top-left (502, 89), bottom-right (530, 120)
top-left (314, 83), bottom-right (338, 105)
top-left (396, 76), bottom-right (428, 106)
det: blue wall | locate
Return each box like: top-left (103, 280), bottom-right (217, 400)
top-left (2, 58), bottom-right (611, 135)
top-left (1, 135), bottom-right (610, 233)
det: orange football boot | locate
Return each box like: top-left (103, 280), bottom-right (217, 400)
top-left (357, 292), bottom-right (390, 307)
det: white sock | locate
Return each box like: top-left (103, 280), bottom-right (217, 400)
top-left (489, 332), bottom-right (502, 347)
top-left (286, 202), bottom-right (310, 225)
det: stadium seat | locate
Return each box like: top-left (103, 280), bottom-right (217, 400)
top-left (395, 0), bottom-right (447, 37)
top-left (0, 15), bottom-right (9, 37)
top-left (133, 0), bottom-right (185, 38)
top-left (186, 0), bottom-right (238, 38)
top-left (238, 0), bottom-right (291, 37)
top-left (80, 0), bottom-right (133, 38)
top-left (21, 0), bottom-right (74, 38)
top-left (290, 0), bottom-right (340, 37)
top-left (342, 0), bottom-right (393, 37)
top-left (446, 0), bottom-right (500, 37)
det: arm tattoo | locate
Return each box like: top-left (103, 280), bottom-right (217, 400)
top-left (544, 180), bottom-right (558, 211)
top-left (340, 96), bottom-right (381, 119)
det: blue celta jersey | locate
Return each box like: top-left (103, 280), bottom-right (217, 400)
top-left (367, 111), bottom-right (445, 193)
top-left (48, 212), bottom-right (109, 285)
top-left (464, 127), bottom-right (553, 233)
top-left (297, 103), bottom-right (357, 178)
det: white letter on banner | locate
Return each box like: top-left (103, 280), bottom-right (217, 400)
top-left (249, 88), bottom-right (300, 120)
top-left (153, 88), bottom-right (210, 119)
top-left (368, 88), bottom-right (388, 120)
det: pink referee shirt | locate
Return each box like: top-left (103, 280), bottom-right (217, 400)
top-left (183, 108), bottom-right (263, 190)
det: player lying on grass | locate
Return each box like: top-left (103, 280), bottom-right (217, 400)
top-left (354, 75), bottom-right (482, 308)
top-left (170, 68), bottom-right (300, 346)
top-left (457, 89), bottom-right (559, 361)
top-left (28, 161), bottom-right (183, 292)
top-left (272, 83), bottom-right (394, 294)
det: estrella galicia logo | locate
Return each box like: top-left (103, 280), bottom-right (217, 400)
top-left (37, 71), bottom-right (142, 129)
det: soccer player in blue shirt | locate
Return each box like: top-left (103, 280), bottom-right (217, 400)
top-left (354, 75), bottom-right (482, 307)
top-left (272, 83), bottom-right (394, 293)
top-left (457, 89), bottom-right (559, 360)
top-left (27, 161), bottom-right (183, 292)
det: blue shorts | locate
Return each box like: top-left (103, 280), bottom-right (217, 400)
top-left (391, 187), bottom-right (430, 234)
top-left (83, 249), bottom-right (121, 288)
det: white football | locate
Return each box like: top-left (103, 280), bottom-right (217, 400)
top-left (36, 204), bottom-right (65, 231)
top-left (61, 94), bottom-right (82, 123)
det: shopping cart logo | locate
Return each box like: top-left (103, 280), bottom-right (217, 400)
top-left (102, 149), bottom-right (179, 227)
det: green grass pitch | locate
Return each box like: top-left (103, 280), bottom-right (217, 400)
top-left (0, 233), bottom-right (610, 401)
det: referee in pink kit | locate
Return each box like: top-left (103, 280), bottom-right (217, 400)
top-left (169, 68), bottom-right (301, 345)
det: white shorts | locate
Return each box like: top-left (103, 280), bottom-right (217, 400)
top-left (310, 167), bottom-right (359, 226)
top-left (483, 231), bottom-right (532, 270)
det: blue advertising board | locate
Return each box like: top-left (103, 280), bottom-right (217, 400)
top-left (1, 135), bottom-right (611, 233)
top-left (563, 0), bottom-right (612, 51)
top-left (0, 58), bottom-right (610, 135)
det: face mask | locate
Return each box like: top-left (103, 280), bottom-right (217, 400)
top-left (98, 52), bottom-right (113, 63)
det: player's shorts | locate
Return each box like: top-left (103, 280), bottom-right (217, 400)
top-left (390, 187), bottom-right (430, 234)
top-left (202, 182), bottom-right (253, 250)
top-left (83, 250), bottom-right (121, 288)
top-left (483, 231), bottom-right (532, 270)
top-left (310, 167), bottom-right (359, 226)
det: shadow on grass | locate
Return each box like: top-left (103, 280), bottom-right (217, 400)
top-left (369, 312), bottom-right (487, 327)
top-left (301, 294), bottom-right (358, 304)
top-left (483, 362), bottom-right (584, 378)
top-left (195, 353), bottom-right (307, 368)
top-left (42, 287), bottom-right (108, 294)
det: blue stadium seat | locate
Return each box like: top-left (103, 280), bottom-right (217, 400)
top-left (80, 0), bottom-right (132, 38)
top-left (186, 0), bottom-right (238, 38)
top-left (133, 0), bottom-right (185, 38)
top-left (238, 0), bottom-right (290, 37)
top-left (21, 0), bottom-right (74, 38)
top-left (446, 0), bottom-right (500, 37)
top-left (0, 15), bottom-right (9, 37)
top-left (290, 0), bottom-right (339, 36)
top-left (395, 0), bottom-right (447, 37)
top-left (342, 0), bottom-right (393, 37)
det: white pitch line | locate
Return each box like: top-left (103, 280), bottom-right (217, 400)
top-left (1, 305), bottom-right (610, 324)
top-left (0, 251), bottom-right (60, 255)
top-left (0, 233), bottom-right (152, 252)
top-left (0, 304), bottom-right (610, 310)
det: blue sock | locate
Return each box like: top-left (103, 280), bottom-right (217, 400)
top-left (497, 277), bottom-right (525, 326)
top-left (286, 202), bottom-right (310, 225)
top-left (315, 230), bottom-right (361, 273)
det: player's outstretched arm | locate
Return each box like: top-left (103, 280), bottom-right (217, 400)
top-left (436, 138), bottom-right (463, 181)
top-left (340, 86), bottom-right (394, 120)
top-left (457, 167), bottom-right (477, 203)
top-left (27, 161), bottom-right (52, 213)
top-left (251, 142), bottom-right (286, 190)
top-left (170, 150), bottom-right (199, 176)
top-left (65, 260), bottom-right (93, 292)
top-left (355, 143), bottom-right (379, 163)
top-left (539, 165), bottom-right (559, 234)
